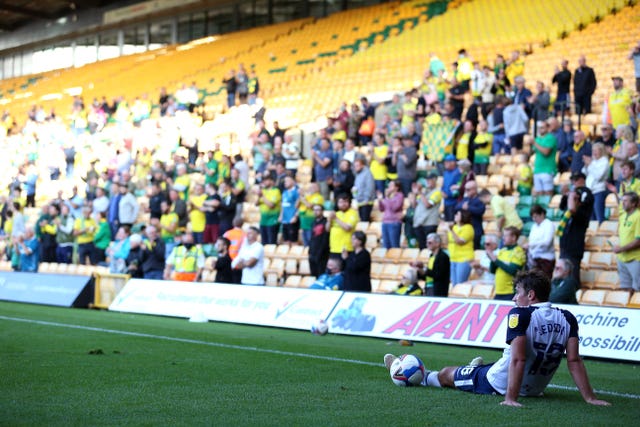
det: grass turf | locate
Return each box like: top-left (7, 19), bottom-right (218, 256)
top-left (1, 301), bottom-right (638, 426)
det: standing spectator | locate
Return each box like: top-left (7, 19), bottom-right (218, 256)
top-left (188, 183), bottom-right (208, 244)
top-left (125, 234), bottom-right (145, 279)
top-left (552, 60), bottom-right (572, 115)
top-left (92, 211), bottom-right (111, 265)
top-left (524, 204), bottom-right (556, 279)
top-left (487, 226), bottom-right (527, 300)
top-left (332, 159), bottom-right (355, 201)
top-left (308, 204), bottom-right (329, 277)
top-left (159, 200), bottom-right (179, 256)
top-left (353, 158), bottom-right (376, 222)
top-left (503, 97), bottom-right (529, 155)
top-left (256, 173), bottom-right (281, 245)
top-left (612, 192), bottom-right (640, 293)
top-left (141, 225), bottom-right (165, 280)
top-left (412, 233), bottom-right (450, 296)
top-left (532, 120), bottom-right (558, 196)
top-left (118, 183), bottom-right (139, 229)
top-left (248, 70), bottom-right (260, 105)
top-left (164, 231), bottom-right (205, 282)
top-left (412, 172), bottom-right (442, 250)
top-left (279, 176), bottom-right (300, 245)
top-left (299, 183), bottom-right (324, 246)
top-left (610, 126), bottom-right (634, 184)
top-left (15, 227), bottom-right (39, 272)
top-left (378, 180), bottom-right (404, 249)
top-left (107, 226), bottom-right (131, 274)
top-left (511, 76), bottom-right (532, 117)
top-left (455, 181), bottom-right (485, 249)
top-left (341, 231), bottom-right (371, 292)
top-left (573, 56), bottom-right (597, 115)
top-left (487, 96), bottom-right (507, 155)
top-left (327, 193), bottom-right (359, 258)
top-left (395, 136), bottom-right (418, 196)
top-left (216, 180), bottom-right (237, 236)
top-left (282, 134), bottom-right (300, 176)
top-left (55, 203), bottom-right (75, 264)
top-left (312, 137), bottom-right (333, 201)
top-left (448, 209), bottom-right (475, 285)
top-left (202, 183), bottom-right (221, 244)
top-left (472, 119), bottom-right (492, 175)
top-left (213, 237), bottom-right (234, 284)
top-left (568, 130), bottom-right (591, 175)
top-left (582, 143), bottom-right (609, 223)
top-left (236, 66), bottom-right (249, 104)
top-left (39, 204), bottom-right (58, 263)
top-left (223, 69), bottom-right (237, 108)
top-left (530, 81), bottom-right (551, 122)
top-left (231, 227), bottom-right (265, 286)
top-left (607, 76), bottom-right (632, 129)
top-left (630, 41), bottom-right (640, 93)
top-left (479, 189), bottom-right (523, 234)
top-left (549, 259), bottom-right (579, 304)
top-left (369, 132), bottom-right (389, 194)
top-left (74, 206), bottom-right (97, 265)
top-left (558, 172), bottom-right (594, 287)
top-left (92, 186), bottom-right (111, 220)
top-left (442, 154), bottom-right (461, 221)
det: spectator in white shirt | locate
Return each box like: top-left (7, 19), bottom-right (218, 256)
top-left (231, 226), bottom-right (265, 285)
top-left (582, 142), bottom-right (609, 224)
top-left (522, 204), bottom-right (556, 279)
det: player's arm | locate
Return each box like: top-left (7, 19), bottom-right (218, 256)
top-left (501, 335), bottom-right (527, 407)
top-left (565, 337), bottom-right (611, 406)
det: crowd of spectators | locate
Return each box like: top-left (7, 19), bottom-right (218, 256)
top-left (1, 44), bottom-right (639, 303)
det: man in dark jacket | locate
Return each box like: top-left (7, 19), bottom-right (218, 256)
top-left (573, 56), bottom-right (597, 114)
top-left (308, 204), bottom-right (329, 277)
top-left (141, 225), bottom-right (166, 280)
top-left (455, 180), bottom-right (486, 249)
top-left (412, 233), bottom-right (450, 297)
top-left (341, 231), bottom-right (371, 292)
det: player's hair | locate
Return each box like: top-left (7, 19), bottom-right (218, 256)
top-left (352, 231), bottom-right (367, 246)
top-left (504, 226), bottom-right (521, 239)
top-left (530, 203), bottom-right (547, 217)
top-left (513, 269), bottom-right (551, 302)
top-left (623, 192), bottom-right (640, 206)
top-left (621, 160), bottom-right (636, 171)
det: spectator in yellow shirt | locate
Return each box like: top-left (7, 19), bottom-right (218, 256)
top-left (327, 193), bottom-right (359, 257)
top-left (188, 183), bottom-right (207, 243)
top-left (74, 206), bottom-right (97, 265)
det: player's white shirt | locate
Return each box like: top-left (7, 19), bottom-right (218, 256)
top-left (486, 302), bottom-right (578, 396)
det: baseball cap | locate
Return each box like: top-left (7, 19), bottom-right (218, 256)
top-left (444, 154), bottom-right (456, 161)
top-left (611, 76), bottom-right (623, 81)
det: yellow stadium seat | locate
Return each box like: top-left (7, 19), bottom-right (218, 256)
top-left (603, 290), bottom-right (631, 308)
top-left (284, 275), bottom-right (302, 287)
top-left (449, 283), bottom-right (473, 298)
top-left (627, 293), bottom-right (640, 309)
top-left (595, 271), bottom-right (620, 290)
top-left (298, 259), bottom-right (311, 276)
top-left (580, 290), bottom-right (607, 306)
top-left (470, 283), bottom-right (495, 299)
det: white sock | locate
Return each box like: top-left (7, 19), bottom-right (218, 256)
top-left (425, 371), bottom-right (441, 388)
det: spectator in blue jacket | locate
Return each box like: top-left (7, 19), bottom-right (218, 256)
top-left (455, 180), bottom-right (485, 249)
top-left (309, 258), bottom-right (344, 290)
top-left (442, 154), bottom-right (462, 221)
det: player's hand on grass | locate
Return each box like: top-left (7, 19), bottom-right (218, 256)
top-left (586, 398), bottom-right (611, 406)
top-left (500, 399), bottom-right (522, 407)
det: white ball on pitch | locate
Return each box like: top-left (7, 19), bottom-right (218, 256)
top-left (390, 354), bottom-right (425, 387)
top-left (310, 319), bottom-right (329, 335)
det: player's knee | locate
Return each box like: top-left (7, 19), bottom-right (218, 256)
top-left (438, 367), bottom-right (457, 388)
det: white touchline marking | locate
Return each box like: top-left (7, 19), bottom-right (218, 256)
top-left (1, 315), bottom-right (638, 400)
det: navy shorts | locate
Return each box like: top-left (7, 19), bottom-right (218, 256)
top-left (453, 364), bottom-right (499, 395)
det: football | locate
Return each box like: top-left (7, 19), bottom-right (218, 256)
top-left (389, 354), bottom-right (425, 387)
top-left (310, 319), bottom-right (329, 336)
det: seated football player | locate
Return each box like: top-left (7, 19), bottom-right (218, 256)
top-left (384, 270), bottom-right (610, 407)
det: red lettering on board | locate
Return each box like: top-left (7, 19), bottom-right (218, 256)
top-left (483, 305), bottom-right (512, 342)
top-left (453, 303), bottom-right (496, 341)
top-left (413, 301), bottom-right (464, 336)
top-left (382, 302), bottom-right (430, 335)
top-left (420, 303), bottom-right (469, 339)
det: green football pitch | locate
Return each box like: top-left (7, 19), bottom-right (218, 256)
top-left (1, 301), bottom-right (638, 426)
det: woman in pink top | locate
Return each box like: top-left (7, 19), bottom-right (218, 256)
top-left (378, 180), bottom-right (405, 248)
